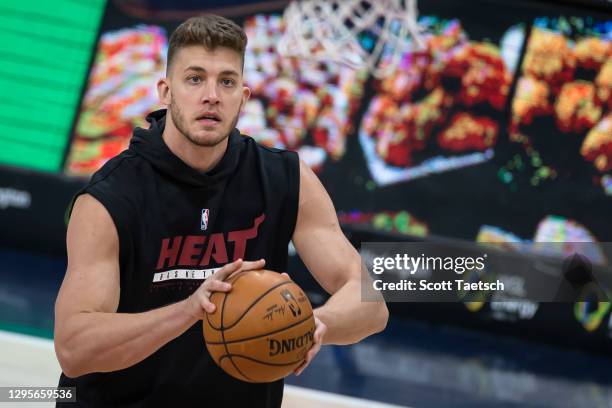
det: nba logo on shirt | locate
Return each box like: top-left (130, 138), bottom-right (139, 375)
top-left (201, 209), bottom-right (209, 231)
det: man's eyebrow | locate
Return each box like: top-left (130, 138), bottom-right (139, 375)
top-left (184, 65), bottom-right (205, 73)
top-left (184, 66), bottom-right (239, 77)
top-left (220, 70), bottom-right (240, 77)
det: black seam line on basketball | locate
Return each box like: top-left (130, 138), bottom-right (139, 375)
top-left (205, 313), bottom-right (314, 345)
top-left (220, 284), bottom-right (254, 382)
top-left (218, 354), bottom-right (305, 367)
top-left (206, 280), bottom-right (293, 331)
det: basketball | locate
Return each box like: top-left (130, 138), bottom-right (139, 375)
top-left (203, 270), bottom-right (315, 383)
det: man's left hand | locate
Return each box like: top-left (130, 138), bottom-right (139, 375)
top-left (294, 315), bottom-right (327, 376)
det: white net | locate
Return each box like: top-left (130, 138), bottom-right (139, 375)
top-left (277, 0), bottom-right (425, 78)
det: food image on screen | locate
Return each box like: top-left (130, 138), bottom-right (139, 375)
top-left (511, 76), bottom-right (552, 129)
top-left (437, 112), bottom-right (498, 152)
top-left (581, 113), bottom-right (612, 172)
top-left (359, 17), bottom-right (520, 185)
top-left (66, 26), bottom-right (167, 176)
top-left (505, 17), bottom-right (611, 191)
top-left (238, 14), bottom-right (368, 170)
top-left (522, 27), bottom-right (576, 94)
top-left (595, 58), bottom-right (612, 111)
top-left (554, 80), bottom-right (602, 133)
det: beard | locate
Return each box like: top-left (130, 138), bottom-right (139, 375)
top-left (169, 96), bottom-right (242, 147)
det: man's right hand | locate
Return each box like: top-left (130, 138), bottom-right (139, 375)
top-left (184, 258), bottom-right (266, 319)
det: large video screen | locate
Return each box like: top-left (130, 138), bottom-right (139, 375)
top-left (64, 0), bottom-right (612, 251)
top-left (0, 0), bottom-right (105, 172)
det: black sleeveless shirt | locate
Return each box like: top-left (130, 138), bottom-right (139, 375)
top-left (58, 110), bottom-right (300, 407)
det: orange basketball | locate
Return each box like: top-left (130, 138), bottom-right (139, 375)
top-left (203, 270), bottom-right (315, 383)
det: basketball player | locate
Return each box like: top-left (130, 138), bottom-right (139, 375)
top-left (54, 15), bottom-right (388, 407)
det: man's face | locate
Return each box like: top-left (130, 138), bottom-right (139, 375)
top-left (159, 45), bottom-right (250, 147)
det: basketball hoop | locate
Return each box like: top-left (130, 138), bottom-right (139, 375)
top-left (277, 0), bottom-right (426, 78)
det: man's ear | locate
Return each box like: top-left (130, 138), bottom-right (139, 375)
top-left (241, 85), bottom-right (251, 108)
top-left (157, 77), bottom-right (171, 105)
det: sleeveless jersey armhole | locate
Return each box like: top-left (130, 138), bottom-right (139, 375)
top-left (69, 183), bottom-right (133, 274)
top-left (280, 151), bottom-right (300, 248)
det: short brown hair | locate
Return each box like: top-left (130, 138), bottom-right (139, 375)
top-left (167, 15), bottom-right (248, 73)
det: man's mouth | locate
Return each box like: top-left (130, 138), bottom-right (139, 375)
top-left (196, 113), bottom-right (221, 125)
top-left (197, 112), bottom-right (221, 122)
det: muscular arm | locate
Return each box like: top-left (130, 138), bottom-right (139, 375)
top-left (54, 194), bottom-right (257, 378)
top-left (54, 194), bottom-right (198, 377)
top-left (292, 160), bottom-right (388, 345)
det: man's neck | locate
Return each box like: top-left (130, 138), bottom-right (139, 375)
top-left (162, 120), bottom-right (229, 173)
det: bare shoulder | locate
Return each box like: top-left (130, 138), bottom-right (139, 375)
top-left (297, 158), bottom-right (337, 217)
top-left (56, 193), bottom-right (121, 316)
top-left (68, 194), bottom-right (119, 257)
top-left (69, 193), bottom-right (117, 232)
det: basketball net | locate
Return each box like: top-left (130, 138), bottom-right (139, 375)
top-left (277, 0), bottom-right (426, 78)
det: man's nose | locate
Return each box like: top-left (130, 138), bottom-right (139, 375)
top-left (202, 82), bottom-right (220, 105)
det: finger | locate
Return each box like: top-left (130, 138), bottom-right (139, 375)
top-left (295, 342), bottom-right (320, 376)
top-left (241, 259), bottom-right (265, 271)
top-left (213, 259), bottom-right (244, 281)
top-left (202, 300), bottom-right (216, 314)
top-left (195, 293), bottom-right (217, 314)
top-left (227, 259), bottom-right (266, 280)
top-left (280, 272), bottom-right (290, 280)
top-left (313, 320), bottom-right (327, 344)
top-left (294, 359), bottom-right (308, 376)
top-left (204, 279), bottom-right (232, 293)
top-left (308, 342), bottom-right (321, 357)
top-left (295, 349), bottom-right (316, 376)
top-left (314, 327), bottom-right (325, 344)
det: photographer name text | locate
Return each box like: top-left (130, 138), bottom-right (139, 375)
top-left (373, 279), bottom-right (504, 292)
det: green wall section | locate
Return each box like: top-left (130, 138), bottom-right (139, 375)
top-left (0, 0), bottom-right (106, 172)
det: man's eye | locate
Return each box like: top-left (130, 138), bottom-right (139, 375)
top-left (188, 76), bottom-right (201, 84)
top-left (222, 79), bottom-right (236, 87)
